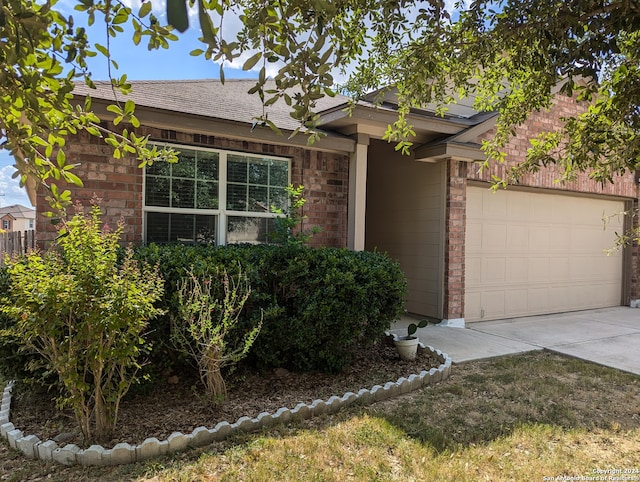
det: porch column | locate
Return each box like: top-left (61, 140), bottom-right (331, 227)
top-left (441, 158), bottom-right (467, 327)
top-left (348, 134), bottom-right (369, 251)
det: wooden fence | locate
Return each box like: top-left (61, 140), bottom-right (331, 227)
top-left (0, 230), bottom-right (36, 265)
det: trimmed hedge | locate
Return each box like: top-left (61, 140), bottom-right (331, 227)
top-left (134, 244), bottom-right (407, 373)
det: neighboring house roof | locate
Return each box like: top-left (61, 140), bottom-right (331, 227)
top-left (0, 204), bottom-right (35, 220)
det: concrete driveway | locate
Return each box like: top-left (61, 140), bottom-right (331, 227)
top-left (390, 307), bottom-right (640, 375)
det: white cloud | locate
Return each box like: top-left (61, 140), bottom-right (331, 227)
top-left (0, 162), bottom-right (32, 208)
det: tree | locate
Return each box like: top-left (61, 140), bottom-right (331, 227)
top-left (2, 0), bottom-right (639, 213)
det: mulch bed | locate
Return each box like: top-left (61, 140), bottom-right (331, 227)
top-left (8, 338), bottom-right (442, 449)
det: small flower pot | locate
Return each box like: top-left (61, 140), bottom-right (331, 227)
top-left (393, 336), bottom-right (420, 361)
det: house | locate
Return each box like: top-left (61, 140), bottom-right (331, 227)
top-left (31, 79), bottom-right (639, 325)
top-left (0, 204), bottom-right (35, 232)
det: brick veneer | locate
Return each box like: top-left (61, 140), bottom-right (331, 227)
top-left (470, 94), bottom-right (637, 198)
top-left (36, 125), bottom-right (349, 248)
top-left (443, 159), bottom-right (467, 320)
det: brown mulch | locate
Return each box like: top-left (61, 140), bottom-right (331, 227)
top-left (7, 338), bottom-right (442, 449)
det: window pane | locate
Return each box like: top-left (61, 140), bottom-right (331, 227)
top-left (227, 216), bottom-right (273, 244)
top-left (248, 159), bottom-right (269, 184)
top-left (227, 158), bottom-right (247, 183)
top-left (171, 213), bottom-right (195, 242)
top-left (197, 152), bottom-right (219, 180)
top-left (195, 215), bottom-right (217, 244)
top-left (146, 212), bottom-right (170, 243)
top-left (196, 181), bottom-right (218, 209)
top-left (227, 183), bottom-right (247, 211)
top-left (172, 151), bottom-right (197, 178)
top-left (248, 185), bottom-right (269, 212)
top-left (146, 161), bottom-right (170, 177)
top-left (146, 212), bottom-right (217, 244)
top-left (270, 161), bottom-right (289, 186)
top-left (171, 179), bottom-right (195, 208)
top-left (269, 186), bottom-right (288, 211)
top-left (145, 177), bottom-right (170, 207)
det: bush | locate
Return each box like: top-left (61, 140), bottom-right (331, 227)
top-left (171, 267), bottom-right (261, 401)
top-left (0, 205), bottom-right (164, 443)
top-left (135, 243), bottom-right (407, 373)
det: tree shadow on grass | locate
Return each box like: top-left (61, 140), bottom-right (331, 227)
top-left (365, 351), bottom-right (640, 453)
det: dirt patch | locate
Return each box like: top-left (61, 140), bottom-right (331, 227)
top-left (7, 338), bottom-right (442, 449)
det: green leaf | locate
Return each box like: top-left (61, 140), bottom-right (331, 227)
top-left (167, 0), bottom-right (189, 33)
top-left (139, 1), bottom-right (152, 18)
top-left (94, 43), bottom-right (109, 57)
top-left (198, 0), bottom-right (216, 44)
top-left (106, 104), bottom-right (123, 115)
top-left (56, 149), bottom-right (66, 168)
top-left (242, 52), bottom-right (262, 71)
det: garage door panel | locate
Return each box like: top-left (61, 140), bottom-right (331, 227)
top-left (466, 187), bottom-right (623, 322)
top-left (550, 228), bottom-right (571, 251)
top-left (482, 290), bottom-right (506, 319)
top-left (548, 257), bottom-right (570, 280)
top-left (485, 257), bottom-right (507, 284)
top-left (482, 223), bottom-right (507, 250)
top-left (505, 289), bottom-right (528, 315)
top-left (529, 257), bottom-right (549, 281)
top-left (466, 221), bottom-right (483, 249)
top-left (507, 258), bottom-right (528, 283)
top-left (530, 227), bottom-right (551, 250)
top-left (528, 287), bottom-right (549, 308)
top-left (507, 225), bottom-right (529, 249)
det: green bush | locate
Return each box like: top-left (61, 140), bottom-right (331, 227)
top-left (135, 243), bottom-right (407, 373)
top-left (0, 205), bottom-right (164, 443)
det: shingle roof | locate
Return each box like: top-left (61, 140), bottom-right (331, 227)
top-left (72, 79), bottom-right (350, 132)
top-left (0, 204), bottom-right (35, 219)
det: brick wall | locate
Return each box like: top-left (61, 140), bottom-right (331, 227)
top-left (470, 94), bottom-right (637, 198)
top-left (36, 125), bottom-right (349, 248)
top-left (443, 159), bottom-right (467, 320)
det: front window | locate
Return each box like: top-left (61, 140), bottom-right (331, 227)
top-left (2, 220), bottom-right (10, 230)
top-left (144, 145), bottom-right (290, 245)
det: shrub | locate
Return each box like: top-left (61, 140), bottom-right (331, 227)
top-left (171, 267), bottom-right (261, 401)
top-left (135, 243), bottom-right (406, 373)
top-left (0, 205), bottom-right (164, 443)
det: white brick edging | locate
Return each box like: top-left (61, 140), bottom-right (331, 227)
top-left (0, 344), bottom-right (452, 466)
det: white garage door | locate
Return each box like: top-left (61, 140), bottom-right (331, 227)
top-left (465, 186), bottom-right (624, 322)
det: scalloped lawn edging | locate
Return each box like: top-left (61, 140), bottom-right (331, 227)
top-left (0, 343), bottom-right (451, 466)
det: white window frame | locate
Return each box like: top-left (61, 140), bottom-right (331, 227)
top-left (143, 142), bottom-right (291, 245)
top-left (2, 220), bottom-right (10, 230)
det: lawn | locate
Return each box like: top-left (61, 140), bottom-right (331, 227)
top-left (2, 351), bottom-right (639, 481)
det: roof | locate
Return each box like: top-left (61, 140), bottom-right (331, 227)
top-left (70, 78), bottom-right (497, 162)
top-left (0, 204), bottom-right (35, 219)
top-left (72, 79), bottom-right (350, 132)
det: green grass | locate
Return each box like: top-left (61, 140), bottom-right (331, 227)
top-left (2, 351), bottom-right (640, 481)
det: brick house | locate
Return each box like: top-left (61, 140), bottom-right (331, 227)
top-left (31, 79), bottom-right (640, 325)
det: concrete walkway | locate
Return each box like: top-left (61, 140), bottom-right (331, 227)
top-left (389, 307), bottom-right (640, 375)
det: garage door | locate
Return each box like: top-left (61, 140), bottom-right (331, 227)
top-left (465, 186), bottom-right (624, 322)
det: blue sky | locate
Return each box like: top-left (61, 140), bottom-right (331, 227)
top-left (0, 0), bottom-right (258, 208)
